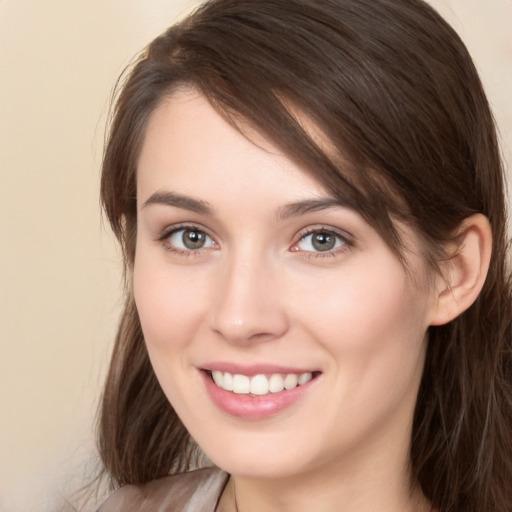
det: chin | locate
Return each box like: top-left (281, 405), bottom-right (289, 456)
top-left (194, 427), bottom-right (323, 480)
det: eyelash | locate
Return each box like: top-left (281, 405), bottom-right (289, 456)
top-left (156, 224), bottom-right (353, 258)
top-left (292, 226), bottom-right (353, 258)
top-left (156, 223), bottom-right (217, 256)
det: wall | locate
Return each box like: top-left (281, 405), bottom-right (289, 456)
top-left (0, 1), bottom-right (510, 511)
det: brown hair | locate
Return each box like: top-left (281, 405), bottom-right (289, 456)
top-left (98, 1), bottom-right (512, 510)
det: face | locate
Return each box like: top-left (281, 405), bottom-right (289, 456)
top-left (134, 89), bottom-right (438, 482)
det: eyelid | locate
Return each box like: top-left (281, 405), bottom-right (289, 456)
top-left (155, 221), bottom-right (212, 240)
top-left (155, 222), bottom-right (219, 252)
top-left (291, 225), bottom-right (354, 255)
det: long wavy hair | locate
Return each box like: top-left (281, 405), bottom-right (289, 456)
top-left (98, 1), bottom-right (512, 510)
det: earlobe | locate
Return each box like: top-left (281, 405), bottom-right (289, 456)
top-left (430, 214), bottom-right (492, 326)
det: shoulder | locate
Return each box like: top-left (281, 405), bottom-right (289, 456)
top-left (97, 467), bottom-right (229, 512)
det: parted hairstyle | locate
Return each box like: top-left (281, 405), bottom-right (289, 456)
top-left (98, 1), bottom-right (512, 510)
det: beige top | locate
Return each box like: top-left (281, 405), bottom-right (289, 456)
top-left (97, 467), bottom-right (229, 512)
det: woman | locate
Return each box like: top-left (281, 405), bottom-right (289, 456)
top-left (97, 0), bottom-right (512, 511)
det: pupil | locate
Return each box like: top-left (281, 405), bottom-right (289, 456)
top-left (183, 230), bottom-right (205, 249)
top-left (312, 232), bottom-right (335, 251)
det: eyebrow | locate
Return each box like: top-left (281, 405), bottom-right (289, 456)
top-left (142, 190), bottom-right (355, 219)
top-left (142, 191), bottom-right (213, 215)
top-left (276, 197), bottom-right (355, 220)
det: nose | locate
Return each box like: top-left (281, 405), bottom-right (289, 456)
top-left (208, 251), bottom-right (289, 345)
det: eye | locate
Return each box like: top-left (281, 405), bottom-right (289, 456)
top-left (167, 227), bottom-right (216, 251)
top-left (293, 229), bottom-right (347, 254)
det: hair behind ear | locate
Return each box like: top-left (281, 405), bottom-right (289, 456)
top-left (412, 210), bottom-right (512, 511)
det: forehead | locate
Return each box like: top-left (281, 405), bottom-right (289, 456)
top-left (137, 89), bottom-right (335, 207)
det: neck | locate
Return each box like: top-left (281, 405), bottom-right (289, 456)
top-left (220, 470), bottom-right (430, 512)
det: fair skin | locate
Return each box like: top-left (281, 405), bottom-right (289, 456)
top-left (133, 89), bottom-right (490, 512)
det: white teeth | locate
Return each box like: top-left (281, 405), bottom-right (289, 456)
top-left (269, 374), bottom-right (284, 393)
top-left (232, 374), bottom-right (250, 394)
top-left (298, 372), bottom-right (313, 385)
top-left (212, 370), bottom-right (223, 387)
top-left (250, 374), bottom-right (269, 395)
top-left (284, 373), bottom-right (298, 390)
top-left (223, 372), bottom-right (233, 391)
top-left (211, 371), bottom-right (314, 395)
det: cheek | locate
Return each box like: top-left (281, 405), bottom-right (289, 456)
top-left (291, 258), bottom-right (431, 379)
top-left (132, 252), bottom-right (214, 412)
top-left (293, 263), bottom-right (431, 438)
top-left (133, 252), bottom-right (209, 353)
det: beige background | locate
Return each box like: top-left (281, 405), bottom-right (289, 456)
top-left (0, 1), bottom-right (510, 511)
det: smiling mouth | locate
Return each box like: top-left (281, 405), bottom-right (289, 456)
top-left (208, 370), bottom-right (320, 396)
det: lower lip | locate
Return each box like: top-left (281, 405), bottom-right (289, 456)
top-left (200, 370), bottom-right (318, 420)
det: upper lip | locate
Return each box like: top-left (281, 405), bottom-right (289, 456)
top-left (201, 362), bottom-right (319, 376)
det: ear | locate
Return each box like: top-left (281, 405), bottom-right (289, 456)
top-left (430, 214), bottom-right (492, 326)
